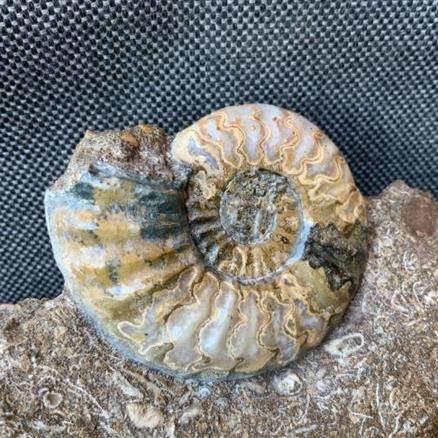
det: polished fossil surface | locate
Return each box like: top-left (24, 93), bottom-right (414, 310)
top-left (45, 104), bottom-right (368, 379)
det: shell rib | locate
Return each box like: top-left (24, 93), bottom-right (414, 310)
top-left (45, 104), bottom-right (368, 380)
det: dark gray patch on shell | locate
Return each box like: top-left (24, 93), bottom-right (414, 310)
top-left (303, 222), bottom-right (368, 294)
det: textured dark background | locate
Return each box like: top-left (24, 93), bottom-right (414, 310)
top-left (1, 0), bottom-right (437, 303)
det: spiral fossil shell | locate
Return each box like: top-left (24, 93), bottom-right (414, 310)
top-left (45, 104), bottom-right (368, 379)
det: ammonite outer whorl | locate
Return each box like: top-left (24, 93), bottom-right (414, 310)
top-left (45, 104), bottom-right (368, 380)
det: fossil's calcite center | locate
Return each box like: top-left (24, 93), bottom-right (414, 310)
top-left (219, 168), bottom-right (296, 245)
top-left (187, 167), bottom-right (302, 283)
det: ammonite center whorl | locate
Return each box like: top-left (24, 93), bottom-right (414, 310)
top-left (190, 167), bottom-right (304, 284)
top-left (45, 104), bottom-right (368, 380)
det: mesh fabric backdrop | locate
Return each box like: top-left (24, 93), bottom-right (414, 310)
top-left (1, 0), bottom-right (437, 303)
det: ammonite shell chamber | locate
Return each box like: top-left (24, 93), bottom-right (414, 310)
top-left (45, 104), bottom-right (368, 380)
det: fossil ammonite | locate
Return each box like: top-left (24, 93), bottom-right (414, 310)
top-left (45, 104), bottom-right (368, 380)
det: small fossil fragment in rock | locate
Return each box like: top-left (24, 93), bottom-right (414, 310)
top-left (179, 403), bottom-right (201, 425)
top-left (324, 332), bottom-right (365, 357)
top-left (126, 403), bottom-right (163, 429)
top-left (42, 391), bottom-right (63, 409)
top-left (271, 371), bottom-right (303, 396)
top-left (45, 104), bottom-right (368, 380)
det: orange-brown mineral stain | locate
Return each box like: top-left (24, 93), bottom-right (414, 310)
top-left (403, 193), bottom-right (437, 237)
